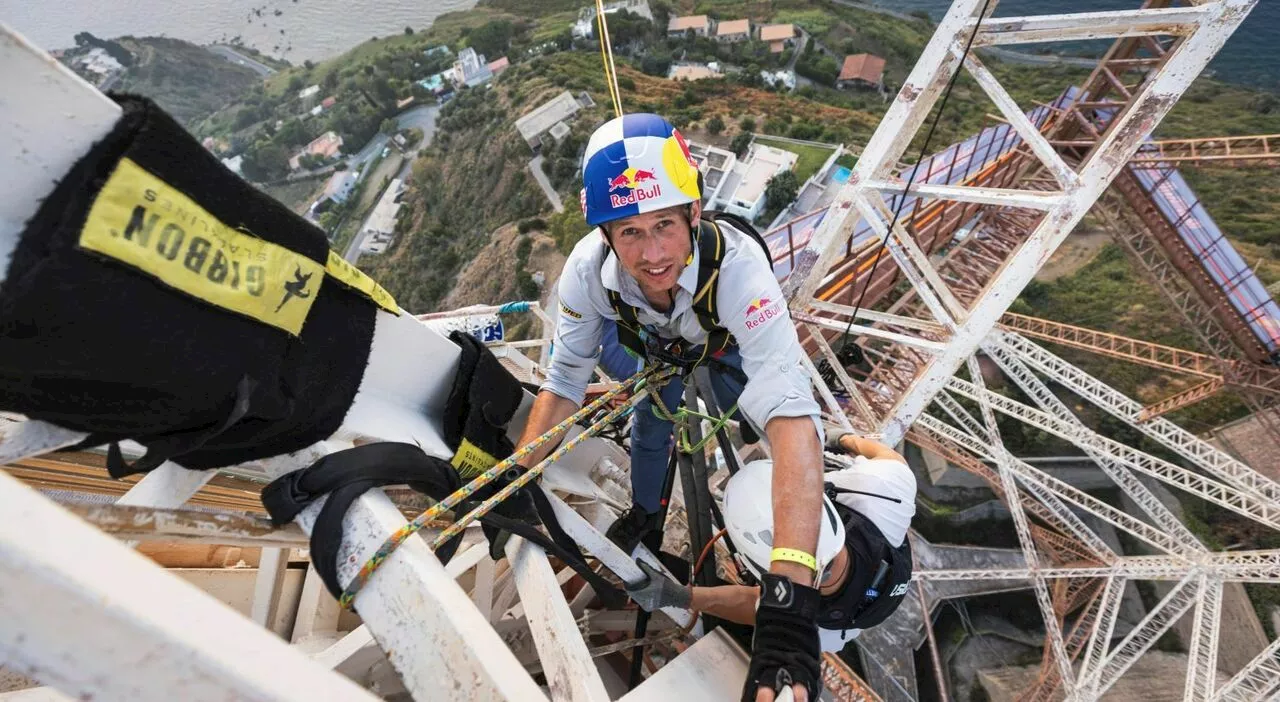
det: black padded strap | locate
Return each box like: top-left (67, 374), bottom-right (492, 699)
top-left (261, 442), bottom-right (626, 608)
top-left (606, 287), bottom-right (648, 360)
top-left (261, 443), bottom-right (465, 599)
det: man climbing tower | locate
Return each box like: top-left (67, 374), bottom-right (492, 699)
top-left (510, 112), bottom-right (829, 702)
top-left (625, 433), bottom-right (917, 655)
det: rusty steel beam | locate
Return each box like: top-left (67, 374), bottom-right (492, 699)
top-left (1108, 168), bottom-right (1272, 363)
top-left (1140, 378), bottom-right (1227, 420)
top-left (998, 312), bottom-right (1280, 396)
top-left (822, 653), bottom-right (885, 702)
top-left (1130, 133), bottom-right (1280, 166)
top-left (1091, 191), bottom-right (1249, 363)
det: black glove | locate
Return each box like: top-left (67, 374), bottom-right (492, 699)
top-left (824, 431), bottom-right (853, 455)
top-left (625, 559), bottom-right (691, 612)
top-left (742, 574), bottom-right (822, 702)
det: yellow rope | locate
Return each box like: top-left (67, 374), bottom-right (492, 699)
top-left (594, 0), bottom-right (623, 118)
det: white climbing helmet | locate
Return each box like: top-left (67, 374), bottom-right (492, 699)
top-left (723, 459), bottom-right (845, 580)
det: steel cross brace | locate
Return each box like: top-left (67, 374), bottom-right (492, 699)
top-left (782, 0), bottom-right (1258, 449)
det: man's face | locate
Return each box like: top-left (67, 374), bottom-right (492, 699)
top-left (605, 202), bottom-right (700, 301)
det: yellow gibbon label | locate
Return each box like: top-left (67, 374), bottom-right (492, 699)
top-left (79, 158), bottom-right (324, 336)
top-left (325, 250), bottom-right (400, 315)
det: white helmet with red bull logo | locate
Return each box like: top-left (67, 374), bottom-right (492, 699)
top-left (723, 459), bottom-right (846, 581)
top-left (580, 113), bottom-right (702, 228)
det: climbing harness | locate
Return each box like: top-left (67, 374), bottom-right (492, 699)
top-left (337, 364), bottom-right (675, 609)
top-left (261, 441), bottom-right (626, 609)
top-left (603, 214), bottom-right (773, 370)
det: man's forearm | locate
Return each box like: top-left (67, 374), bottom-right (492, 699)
top-left (838, 434), bottom-right (905, 463)
top-left (764, 416), bottom-right (824, 585)
top-left (690, 584), bottom-right (760, 626)
top-left (513, 389), bottom-right (580, 467)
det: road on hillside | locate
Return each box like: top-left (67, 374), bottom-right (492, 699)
top-left (343, 104), bottom-right (441, 263)
top-left (349, 105), bottom-right (439, 169)
top-left (528, 155), bottom-right (564, 213)
top-left (206, 45), bottom-right (276, 76)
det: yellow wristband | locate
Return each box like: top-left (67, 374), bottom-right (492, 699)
top-left (770, 547), bottom-right (818, 572)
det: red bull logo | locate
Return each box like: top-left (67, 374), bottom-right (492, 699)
top-left (744, 296), bottom-right (782, 330)
top-left (607, 167), bottom-right (663, 208)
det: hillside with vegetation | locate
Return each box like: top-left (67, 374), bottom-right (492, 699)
top-left (58, 35), bottom-right (262, 127)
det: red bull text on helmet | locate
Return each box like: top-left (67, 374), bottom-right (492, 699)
top-left (606, 167), bottom-right (662, 208)
top-left (580, 113), bottom-right (702, 227)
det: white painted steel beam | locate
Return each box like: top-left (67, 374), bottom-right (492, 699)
top-left (915, 550), bottom-right (1280, 581)
top-left (290, 566), bottom-right (341, 644)
top-left (0, 420), bottom-right (85, 465)
top-left (1212, 635), bottom-right (1280, 702)
top-left (781, 0), bottom-right (991, 306)
top-left (618, 629), bottom-right (749, 702)
top-left (806, 300), bottom-right (947, 336)
top-left (999, 331), bottom-right (1280, 501)
top-left (795, 312), bottom-right (947, 354)
top-left (1183, 575), bottom-right (1223, 702)
top-left (854, 190), bottom-right (966, 322)
top-left (1075, 576), bottom-right (1127, 699)
top-left (919, 414), bottom-right (1202, 556)
top-left (0, 24), bottom-right (121, 275)
top-left (804, 324), bottom-right (877, 430)
top-left (0, 470), bottom-right (380, 702)
top-left (251, 548), bottom-right (292, 629)
top-left (963, 356), bottom-right (1075, 694)
top-left (291, 490), bottom-right (549, 701)
top-left (874, 0), bottom-right (1257, 446)
top-left (982, 340), bottom-right (1207, 554)
top-left (1093, 574), bottom-right (1200, 697)
top-left (543, 490), bottom-right (694, 627)
top-left (973, 7), bottom-right (1210, 46)
top-left (960, 51), bottom-right (1080, 190)
top-left (504, 536), bottom-right (610, 702)
top-left (946, 376), bottom-right (1280, 529)
top-left (864, 181), bottom-right (1066, 210)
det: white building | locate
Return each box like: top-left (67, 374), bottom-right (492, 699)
top-left (687, 141), bottom-right (737, 211)
top-left (711, 143), bottom-right (798, 222)
top-left (298, 84), bottom-right (321, 101)
top-left (668, 15), bottom-right (712, 38)
top-left (321, 170), bottom-right (358, 205)
top-left (76, 47), bottom-right (122, 77)
top-left (360, 179), bottom-right (405, 254)
top-left (220, 155), bottom-right (243, 176)
top-left (452, 47), bottom-right (493, 88)
top-left (572, 0), bottom-right (654, 39)
top-left (514, 90), bottom-right (586, 150)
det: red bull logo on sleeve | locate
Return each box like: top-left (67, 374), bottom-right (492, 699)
top-left (607, 167), bottom-right (663, 208)
top-left (744, 296), bottom-right (782, 330)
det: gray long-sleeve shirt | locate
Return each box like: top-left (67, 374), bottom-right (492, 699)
top-left (543, 221), bottom-right (822, 439)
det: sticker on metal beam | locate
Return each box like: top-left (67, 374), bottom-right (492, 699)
top-left (78, 158), bottom-right (326, 335)
top-left (77, 158), bottom-right (401, 334)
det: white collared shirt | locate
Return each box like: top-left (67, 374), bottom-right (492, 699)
top-left (544, 221), bottom-right (821, 438)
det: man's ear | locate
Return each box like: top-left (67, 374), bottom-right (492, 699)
top-left (690, 199), bottom-right (703, 222)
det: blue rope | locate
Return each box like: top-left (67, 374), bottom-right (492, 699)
top-left (497, 301), bottom-right (532, 315)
